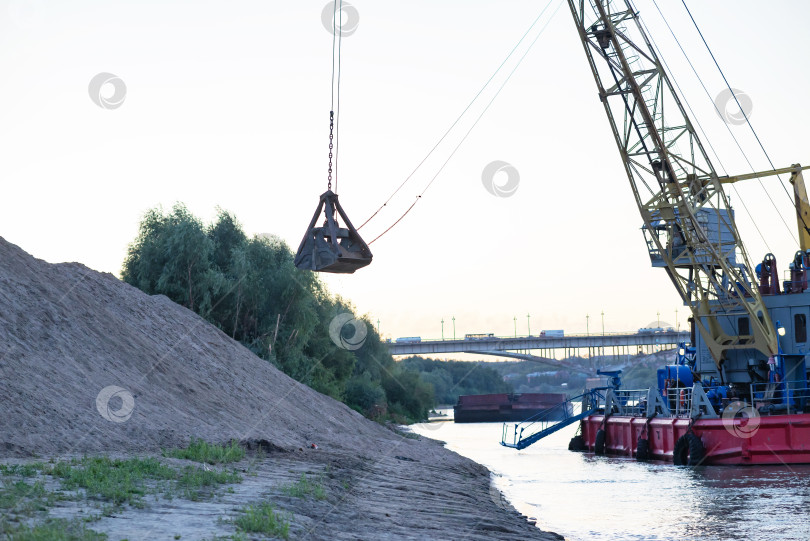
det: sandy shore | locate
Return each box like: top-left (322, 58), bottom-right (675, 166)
top-left (0, 237), bottom-right (563, 539)
top-left (3, 439), bottom-right (563, 540)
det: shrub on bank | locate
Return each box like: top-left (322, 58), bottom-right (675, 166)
top-left (122, 205), bottom-right (433, 422)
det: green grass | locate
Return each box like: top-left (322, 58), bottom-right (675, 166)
top-left (0, 479), bottom-right (46, 510)
top-left (281, 473), bottom-right (326, 500)
top-left (233, 502), bottom-right (290, 539)
top-left (163, 439), bottom-right (245, 465)
top-left (0, 518), bottom-right (107, 540)
top-left (0, 478), bottom-right (64, 518)
top-left (175, 467), bottom-right (242, 501)
top-left (0, 463), bottom-right (48, 478)
top-left (0, 452), bottom-right (246, 540)
top-left (0, 449), bottom-right (245, 534)
top-left (46, 456), bottom-right (244, 507)
top-left (49, 457), bottom-right (176, 507)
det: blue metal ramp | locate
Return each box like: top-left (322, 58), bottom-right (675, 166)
top-left (500, 389), bottom-right (604, 450)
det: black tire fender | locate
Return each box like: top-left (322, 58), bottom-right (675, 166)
top-left (674, 433), bottom-right (705, 466)
top-left (686, 433), bottom-right (705, 466)
top-left (636, 437), bottom-right (650, 461)
top-left (673, 434), bottom-right (689, 465)
top-left (568, 435), bottom-right (586, 452)
top-left (594, 429), bottom-right (606, 455)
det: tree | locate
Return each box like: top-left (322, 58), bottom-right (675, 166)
top-left (122, 204), bottom-right (434, 421)
top-left (122, 204), bottom-right (219, 313)
top-left (382, 368), bottom-right (434, 421)
top-left (399, 356), bottom-right (513, 404)
top-left (344, 372), bottom-right (387, 415)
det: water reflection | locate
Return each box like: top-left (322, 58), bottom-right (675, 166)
top-left (679, 466), bottom-right (810, 541)
top-left (411, 416), bottom-right (810, 541)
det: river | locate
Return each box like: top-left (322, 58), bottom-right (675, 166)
top-left (411, 411), bottom-right (810, 541)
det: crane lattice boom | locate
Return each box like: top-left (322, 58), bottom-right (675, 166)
top-left (567, 0), bottom-right (778, 367)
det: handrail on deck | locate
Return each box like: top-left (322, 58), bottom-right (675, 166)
top-left (501, 389), bottom-right (606, 450)
top-left (750, 379), bottom-right (810, 415)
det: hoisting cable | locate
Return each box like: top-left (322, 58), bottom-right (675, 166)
top-left (649, 2), bottom-right (795, 325)
top-left (334, 0), bottom-right (344, 194)
top-left (650, 0), bottom-right (793, 247)
top-left (681, 0), bottom-right (803, 244)
top-left (357, 0), bottom-right (557, 231)
top-left (367, 0), bottom-right (564, 245)
top-left (327, 0), bottom-right (344, 193)
top-left (644, 2), bottom-right (772, 252)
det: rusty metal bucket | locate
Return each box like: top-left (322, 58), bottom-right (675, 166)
top-left (294, 190), bottom-right (373, 274)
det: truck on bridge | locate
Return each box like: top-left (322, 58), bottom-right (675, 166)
top-left (464, 333), bottom-right (495, 340)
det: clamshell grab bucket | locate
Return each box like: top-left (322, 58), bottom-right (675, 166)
top-left (294, 190), bottom-right (373, 274)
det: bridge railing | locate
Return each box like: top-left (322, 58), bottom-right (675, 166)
top-left (389, 330), bottom-right (687, 343)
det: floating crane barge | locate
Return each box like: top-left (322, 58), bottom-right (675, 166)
top-left (503, 0), bottom-right (810, 465)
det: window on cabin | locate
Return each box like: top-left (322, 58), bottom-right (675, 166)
top-left (795, 313), bottom-right (807, 344)
top-left (738, 317), bottom-right (750, 336)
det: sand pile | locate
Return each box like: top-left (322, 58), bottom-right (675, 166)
top-left (0, 236), bottom-right (414, 458)
top-left (0, 237), bottom-right (563, 540)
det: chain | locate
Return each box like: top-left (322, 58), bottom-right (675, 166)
top-left (327, 110), bottom-right (334, 191)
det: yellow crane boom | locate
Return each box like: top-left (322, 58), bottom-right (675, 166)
top-left (567, 0), bottom-right (779, 370)
top-left (719, 164), bottom-right (810, 251)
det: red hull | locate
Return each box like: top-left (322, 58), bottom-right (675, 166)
top-left (582, 413), bottom-right (810, 465)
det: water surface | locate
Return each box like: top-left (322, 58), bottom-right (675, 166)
top-left (412, 413), bottom-right (810, 541)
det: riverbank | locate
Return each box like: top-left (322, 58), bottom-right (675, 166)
top-left (0, 237), bottom-right (561, 539)
top-left (1, 435), bottom-right (562, 540)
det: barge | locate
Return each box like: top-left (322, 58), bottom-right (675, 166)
top-left (576, 373), bottom-right (810, 465)
top-left (502, 343), bottom-right (810, 465)
top-left (454, 393), bottom-right (570, 423)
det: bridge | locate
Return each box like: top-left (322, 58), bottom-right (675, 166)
top-left (387, 331), bottom-right (689, 372)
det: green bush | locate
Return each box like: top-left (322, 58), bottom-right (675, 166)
top-left (344, 373), bottom-right (387, 414)
top-left (281, 473), bottom-right (326, 500)
top-left (163, 438), bottom-right (245, 465)
top-left (233, 502), bottom-right (290, 539)
top-left (50, 457), bottom-right (175, 507)
top-left (382, 368), bottom-right (434, 421)
top-left (122, 205), bottom-right (433, 422)
top-left (0, 518), bottom-right (107, 540)
top-left (175, 467), bottom-right (241, 501)
top-left (399, 357), bottom-right (513, 404)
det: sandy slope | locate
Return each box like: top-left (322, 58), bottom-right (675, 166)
top-left (0, 236), bottom-right (417, 457)
top-left (0, 237), bottom-right (561, 539)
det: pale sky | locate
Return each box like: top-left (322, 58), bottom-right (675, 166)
top-left (1, 0), bottom-right (808, 343)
